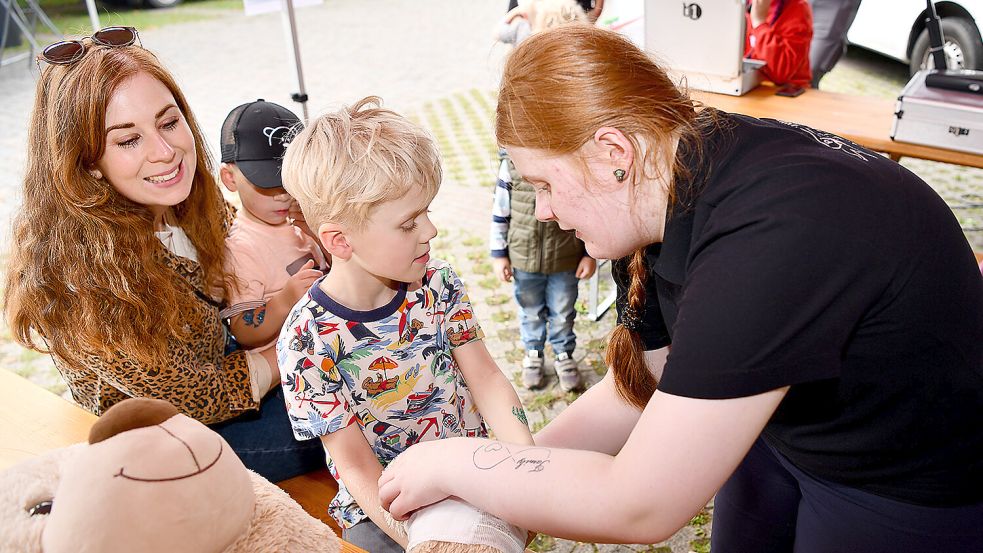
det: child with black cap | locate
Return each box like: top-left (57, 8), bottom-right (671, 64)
top-left (219, 100), bottom-right (329, 369)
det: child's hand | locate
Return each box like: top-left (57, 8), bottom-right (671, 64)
top-left (289, 200), bottom-right (317, 239)
top-left (379, 439), bottom-right (458, 520)
top-left (284, 259), bottom-right (323, 302)
top-left (492, 256), bottom-right (513, 283)
top-left (575, 256), bottom-right (596, 279)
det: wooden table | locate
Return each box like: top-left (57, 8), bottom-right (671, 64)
top-left (0, 368), bottom-right (96, 470)
top-left (0, 368), bottom-right (365, 553)
top-left (692, 85), bottom-right (983, 169)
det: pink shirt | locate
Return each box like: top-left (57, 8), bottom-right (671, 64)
top-left (225, 215), bottom-right (328, 351)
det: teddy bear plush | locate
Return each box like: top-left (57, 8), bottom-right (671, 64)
top-left (0, 397), bottom-right (344, 553)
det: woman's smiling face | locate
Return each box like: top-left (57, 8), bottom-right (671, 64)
top-left (95, 72), bottom-right (196, 224)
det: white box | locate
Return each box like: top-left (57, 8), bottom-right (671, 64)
top-left (892, 70), bottom-right (983, 155)
top-left (642, 0), bottom-right (763, 96)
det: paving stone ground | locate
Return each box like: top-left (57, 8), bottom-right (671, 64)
top-left (0, 3), bottom-right (980, 551)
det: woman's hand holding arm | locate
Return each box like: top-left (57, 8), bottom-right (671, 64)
top-left (381, 386), bottom-right (787, 544)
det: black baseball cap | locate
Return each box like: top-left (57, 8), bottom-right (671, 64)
top-left (220, 99), bottom-right (302, 189)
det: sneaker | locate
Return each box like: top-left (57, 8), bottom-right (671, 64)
top-left (555, 351), bottom-right (581, 392)
top-left (521, 350), bottom-right (546, 390)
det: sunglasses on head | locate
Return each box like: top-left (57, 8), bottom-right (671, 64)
top-left (37, 27), bottom-right (140, 68)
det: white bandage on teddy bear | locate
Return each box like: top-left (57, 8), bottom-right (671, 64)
top-left (404, 497), bottom-right (527, 553)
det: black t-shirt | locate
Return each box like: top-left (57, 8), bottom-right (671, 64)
top-left (613, 113), bottom-right (983, 506)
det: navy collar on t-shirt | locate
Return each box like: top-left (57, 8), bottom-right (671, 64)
top-left (308, 278), bottom-right (408, 323)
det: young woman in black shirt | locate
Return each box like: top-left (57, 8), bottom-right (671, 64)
top-left (380, 24), bottom-right (983, 552)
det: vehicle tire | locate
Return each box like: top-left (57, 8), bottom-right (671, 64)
top-left (910, 16), bottom-right (983, 75)
top-left (142, 0), bottom-right (182, 8)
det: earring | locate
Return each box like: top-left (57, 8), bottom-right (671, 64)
top-left (613, 168), bottom-right (626, 182)
top-left (88, 170), bottom-right (103, 180)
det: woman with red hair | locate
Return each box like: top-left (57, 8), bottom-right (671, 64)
top-left (380, 24), bottom-right (983, 552)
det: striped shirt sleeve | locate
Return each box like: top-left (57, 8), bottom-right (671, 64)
top-left (490, 155), bottom-right (512, 258)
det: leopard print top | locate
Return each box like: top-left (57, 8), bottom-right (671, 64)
top-left (52, 206), bottom-right (259, 425)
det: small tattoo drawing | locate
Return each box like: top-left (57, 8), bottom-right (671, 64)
top-left (512, 406), bottom-right (528, 426)
top-left (473, 442), bottom-right (550, 473)
top-left (243, 308), bottom-right (266, 328)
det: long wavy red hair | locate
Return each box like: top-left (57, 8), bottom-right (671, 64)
top-left (4, 45), bottom-right (232, 372)
top-left (496, 25), bottom-right (718, 409)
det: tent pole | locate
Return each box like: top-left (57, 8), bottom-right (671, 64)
top-left (280, 0), bottom-right (308, 122)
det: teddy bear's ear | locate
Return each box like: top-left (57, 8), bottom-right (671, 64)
top-left (88, 398), bottom-right (179, 444)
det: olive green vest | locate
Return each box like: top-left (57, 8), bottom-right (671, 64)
top-left (506, 160), bottom-right (585, 274)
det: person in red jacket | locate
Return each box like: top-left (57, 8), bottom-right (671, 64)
top-left (745, 0), bottom-right (813, 88)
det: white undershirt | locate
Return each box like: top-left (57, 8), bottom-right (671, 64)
top-left (154, 223), bottom-right (199, 262)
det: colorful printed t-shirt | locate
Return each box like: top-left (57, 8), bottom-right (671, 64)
top-left (277, 259), bottom-right (487, 528)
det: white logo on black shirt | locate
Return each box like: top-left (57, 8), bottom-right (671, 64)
top-left (777, 120), bottom-right (873, 162)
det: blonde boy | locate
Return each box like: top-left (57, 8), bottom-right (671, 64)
top-left (277, 97), bottom-right (532, 552)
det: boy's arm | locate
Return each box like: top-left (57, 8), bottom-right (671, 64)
top-left (490, 156), bottom-right (514, 282)
top-left (452, 340), bottom-right (534, 445)
top-left (229, 260), bottom-right (322, 348)
top-left (321, 425), bottom-right (408, 548)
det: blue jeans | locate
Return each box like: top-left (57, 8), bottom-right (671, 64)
top-left (512, 269), bottom-right (578, 354)
top-left (711, 437), bottom-right (983, 552)
top-left (210, 386), bottom-right (324, 483)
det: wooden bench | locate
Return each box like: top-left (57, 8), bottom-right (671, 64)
top-left (0, 369), bottom-right (365, 553)
top-left (277, 467), bottom-right (344, 536)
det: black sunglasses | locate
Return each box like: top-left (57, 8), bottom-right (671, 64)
top-left (37, 27), bottom-right (140, 68)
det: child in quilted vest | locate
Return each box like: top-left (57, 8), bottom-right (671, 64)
top-left (491, 0), bottom-right (596, 392)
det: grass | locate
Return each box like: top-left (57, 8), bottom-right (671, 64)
top-left (485, 293), bottom-right (511, 306)
top-left (689, 538), bottom-right (711, 553)
top-left (586, 356), bottom-right (606, 376)
top-left (461, 235), bottom-right (483, 248)
top-left (689, 509), bottom-right (711, 527)
top-left (489, 310), bottom-right (514, 323)
top-left (472, 260), bottom-right (492, 275)
top-left (528, 534), bottom-right (557, 552)
top-left (476, 274), bottom-right (500, 290)
top-left (2, 0), bottom-right (241, 54)
top-left (496, 327), bottom-right (519, 341)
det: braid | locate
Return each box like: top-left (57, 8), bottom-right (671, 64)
top-left (606, 249), bottom-right (658, 409)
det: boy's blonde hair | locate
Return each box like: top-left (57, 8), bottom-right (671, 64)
top-left (282, 96), bottom-right (442, 231)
